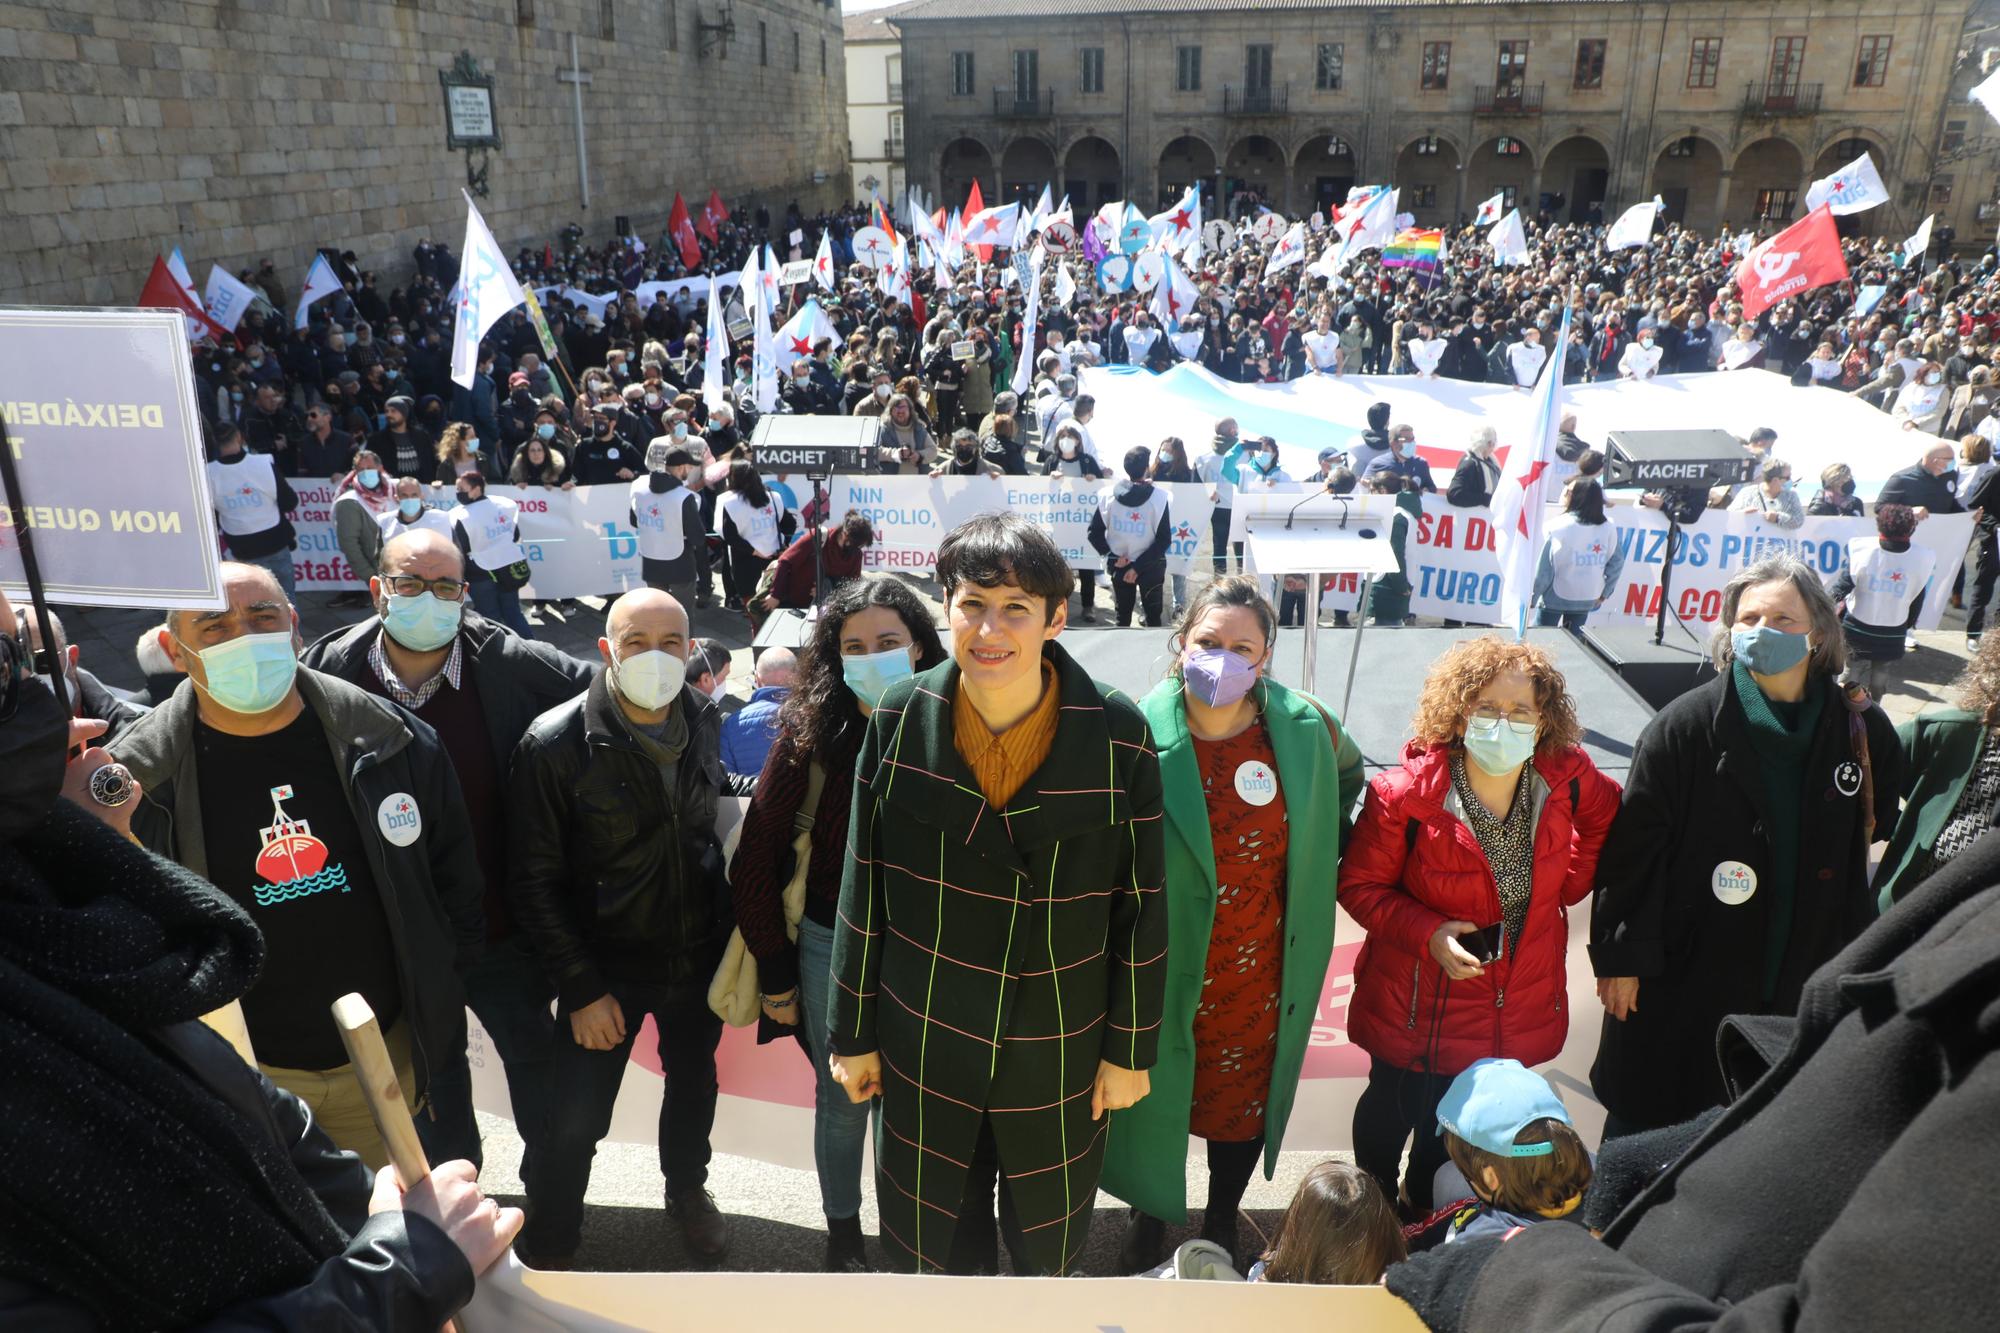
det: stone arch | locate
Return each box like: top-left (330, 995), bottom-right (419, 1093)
top-left (1811, 125), bottom-right (1892, 165)
top-left (1292, 131), bottom-right (1361, 217)
top-left (1464, 134), bottom-right (1536, 222)
top-left (1061, 134), bottom-right (1122, 212)
top-left (999, 135), bottom-right (1058, 205)
top-left (1726, 136), bottom-right (1808, 229)
top-left (1394, 133), bottom-right (1461, 224)
top-left (939, 136), bottom-right (996, 209)
top-left (1541, 134), bottom-right (1612, 223)
top-left (1810, 128), bottom-right (1894, 236)
top-left (1648, 133), bottom-right (1727, 233)
top-left (1645, 126), bottom-right (1730, 165)
top-left (1158, 134), bottom-right (1218, 212)
top-left (1222, 133), bottom-right (1285, 217)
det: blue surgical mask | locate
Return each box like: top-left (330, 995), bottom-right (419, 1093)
top-left (1732, 625), bottom-right (1811, 676)
top-left (1463, 715), bottom-right (1539, 777)
top-left (381, 591), bottom-right (463, 652)
top-left (180, 630), bottom-right (297, 715)
top-left (398, 498), bottom-right (423, 520)
top-left (536, 422), bottom-right (557, 440)
top-left (841, 644), bottom-right (915, 709)
top-left (357, 468), bottom-right (381, 488)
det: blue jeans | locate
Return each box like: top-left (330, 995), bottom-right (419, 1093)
top-left (522, 975), bottom-right (722, 1257)
top-left (1537, 608), bottom-right (1589, 631)
top-left (468, 577), bottom-right (534, 639)
top-left (417, 936), bottom-right (558, 1181)
top-left (798, 915), bottom-right (871, 1221)
top-left (241, 547), bottom-right (296, 603)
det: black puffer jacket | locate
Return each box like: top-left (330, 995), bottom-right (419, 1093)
top-left (507, 671), bottom-right (755, 1010)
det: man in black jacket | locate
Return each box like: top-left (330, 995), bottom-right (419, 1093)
top-left (1387, 814), bottom-right (2000, 1333)
top-left (303, 528), bottom-right (595, 1177)
top-left (1876, 440), bottom-right (1969, 518)
top-left (114, 562), bottom-right (485, 1173)
top-left (507, 588), bottom-right (754, 1266)
top-left (0, 604), bottom-right (516, 1328)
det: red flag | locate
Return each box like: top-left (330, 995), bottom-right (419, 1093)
top-left (138, 254), bottom-right (229, 342)
top-left (964, 179), bottom-right (991, 262)
top-left (1734, 206), bottom-right (1849, 322)
top-left (668, 193), bottom-right (703, 270)
top-left (909, 282), bottom-right (927, 330)
top-left (699, 190), bottom-right (726, 242)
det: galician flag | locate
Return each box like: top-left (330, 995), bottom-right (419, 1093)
top-left (1474, 192), bottom-right (1506, 227)
top-left (1010, 245), bottom-right (1046, 396)
top-left (293, 253), bottom-right (344, 329)
top-left (813, 229), bottom-right (837, 292)
top-left (739, 245), bottom-right (777, 413)
top-left (964, 201), bottom-right (1022, 250)
top-left (450, 190), bottom-right (528, 389)
top-left (1491, 306), bottom-right (1574, 636)
top-left (1150, 248), bottom-right (1200, 331)
top-left (1490, 209), bottom-right (1530, 267)
top-left (775, 298), bottom-right (836, 373)
top-left (1804, 152), bottom-right (1890, 215)
top-left (1149, 184), bottom-right (1203, 253)
top-left (701, 276), bottom-right (729, 413)
top-left (1053, 262), bottom-right (1077, 309)
top-left (1605, 196), bottom-right (1662, 251)
top-left (1266, 221), bottom-right (1307, 273)
top-left (1903, 214), bottom-right (1935, 268)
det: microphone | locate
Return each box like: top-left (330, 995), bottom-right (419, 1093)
top-left (1285, 480), bottom-right (1347, 530)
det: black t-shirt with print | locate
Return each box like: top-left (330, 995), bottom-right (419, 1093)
top-left (194, 706), bottom-right (403, 1071)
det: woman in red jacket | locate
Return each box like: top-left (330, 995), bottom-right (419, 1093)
top-left (1336, 637), bottom-right (1620, 1213)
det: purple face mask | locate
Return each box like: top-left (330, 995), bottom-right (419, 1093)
top-left (1182, 648), bottom-right (1258, 709)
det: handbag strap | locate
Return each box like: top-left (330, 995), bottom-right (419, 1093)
top-left (794, 760), bottom-right (827, 836)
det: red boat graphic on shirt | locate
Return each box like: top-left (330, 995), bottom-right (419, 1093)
top-left (253, 785), bottom-right (351, 907)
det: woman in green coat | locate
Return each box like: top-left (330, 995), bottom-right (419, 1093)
top-left (1101, 576), bottom-right (1366, 1272)
top-left (1874, 634), bottom-right (2000, 909)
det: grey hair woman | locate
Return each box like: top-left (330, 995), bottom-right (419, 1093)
top-left (1590, 554), bottom-right (1899, 1137)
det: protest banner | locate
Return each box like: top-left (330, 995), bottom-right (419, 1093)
top-left (292, 479), bottom-right (1972, 636)
top-left (0, 307), bottom-right (224, 611)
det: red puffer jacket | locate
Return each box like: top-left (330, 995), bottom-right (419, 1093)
top-left (1337, 742), bottom-right (1622, 1074)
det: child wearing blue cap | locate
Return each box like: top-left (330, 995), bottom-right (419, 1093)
top-left (1432, 1058), bottom-right (1593, 1245)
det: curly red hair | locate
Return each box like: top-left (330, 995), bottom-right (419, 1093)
top-left (1410, 636), bottom-right (1582, 754)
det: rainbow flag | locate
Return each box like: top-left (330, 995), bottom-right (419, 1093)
top-left (1382, 227), bottom-right (1445, 270)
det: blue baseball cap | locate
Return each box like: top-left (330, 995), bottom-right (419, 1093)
top-left (1436, 1058), bottom-right (1571, 1158)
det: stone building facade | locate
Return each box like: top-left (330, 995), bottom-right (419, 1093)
top-left (894, 0), bottom-right (1983, 239)
top-left (845, 0), bottom-right (920, 205)
top-left (0, 0), bottom-right (849, 306)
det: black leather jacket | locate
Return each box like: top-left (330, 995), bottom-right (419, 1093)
top-left (0, 1019), bottom-right (472, 1330)
top-left (506, 670), bottom-right (754, 1010)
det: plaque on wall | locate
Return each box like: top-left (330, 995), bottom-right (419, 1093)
top-left (440, 51), bottom-right (502, 150)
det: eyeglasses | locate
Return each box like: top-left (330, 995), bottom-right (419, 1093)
top-left (385, 575), bottom-right (467, 602)
top-left (1469, 703), bottom-right (1539, 733)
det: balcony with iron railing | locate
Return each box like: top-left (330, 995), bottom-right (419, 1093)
top-left (1223, 83), bottom-right (1288, 115)
top-left (992, 86), bottom-right (1054, 117)
top-left (1474, 82), bottom-right (1544, 114)
top-left (1741, 81), bottom-right (1823, 115)
top-left (883, 138), bottom-right (904, 158)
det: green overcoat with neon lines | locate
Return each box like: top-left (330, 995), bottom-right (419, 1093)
top-left (828, 641), bottom-right (1166, 1274)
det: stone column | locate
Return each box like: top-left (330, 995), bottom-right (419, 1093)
top-left (1713, 169), bottom-right (1734, 231)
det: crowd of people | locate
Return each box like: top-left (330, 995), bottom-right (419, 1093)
top-left (5, 198), bottom-right (1997, 1329)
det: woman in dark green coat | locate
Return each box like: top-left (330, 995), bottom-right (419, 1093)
top-left (1875, 634), bottom-right (2000, 909)
top-left (827, 514), bottom-right (1167, 1277)
top-left (1100, 576), bottom-right (1366, 1272)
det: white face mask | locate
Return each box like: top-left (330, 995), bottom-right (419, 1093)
top-left (707, 680), bottom-right (729, 703)
top-left (611, 649), bottom-right (686, 711)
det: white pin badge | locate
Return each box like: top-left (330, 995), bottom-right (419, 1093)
top-left (377, 792), bottom-right (423, 847)
top-left (1711, 860), bottom-right (1757, 906)
top-left (1233, 760), bottom-right (1278, 807)
top-left (1834, 761), bottom-right (1862, 797)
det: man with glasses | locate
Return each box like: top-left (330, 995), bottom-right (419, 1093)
top-left (305, 528), bottom-right (594, 1173)
top-left (299, 401), bottom-right (356, 479)
top-left (113, 560), bottom-right (485, 1171)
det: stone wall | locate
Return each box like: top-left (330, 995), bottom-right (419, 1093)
top-left (0, 0), bottom-right (851, 304)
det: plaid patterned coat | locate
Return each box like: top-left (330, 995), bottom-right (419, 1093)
top-left (828, 641), bottom-right (1167, 1274)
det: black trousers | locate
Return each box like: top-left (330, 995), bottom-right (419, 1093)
top-left (1351, 1056), bottom-right (1453, 1211)
top-left (1209, 505), bottom-right (1238, 575)
top-left (1968, 529), bottom-right (1999, 637)
top-left (944, 1114), bottom-right (1055, 1275)
top-left (1112, 571), bottom-right (1165, 627)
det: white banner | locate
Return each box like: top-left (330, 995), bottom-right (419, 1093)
top-left (288, 480), bottom-right (1971, 635)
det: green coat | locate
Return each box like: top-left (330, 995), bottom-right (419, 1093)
top-left (1875, 707), bottom-right (1988, 912)
top-left (828, 641), bottom-right (1167, 1273)
top-left (1098, 676), bottom-right (1365, 1223)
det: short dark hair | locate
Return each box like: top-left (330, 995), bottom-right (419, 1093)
top-left (1876, 501), bottom-right (1918, 541)
top-left (687, 637), bottom-right (730, 681)
top-left (935, 512), bottom-right (1075, 622)
top-left (1123, 445), bottom-right (1151, 480)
